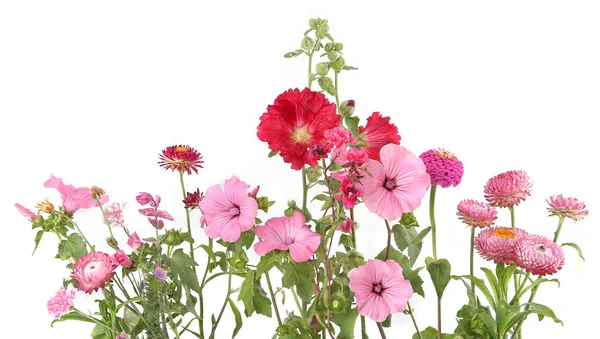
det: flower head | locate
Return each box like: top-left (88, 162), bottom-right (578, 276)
top-left (90, 186), bottom-right (106, 201)
top-left (338, 218), bottom-right (354, 234)
top-left (456, 199), bottom-right (497, 228)
top-left (254, 211), bottom-right (321, 263)
top-left (104, 202), bottom-right (126, 228)
top-left (44, 174), bottom-right (109, 213)
top-left (199, 176), bottom-right (258, 242)
top-left (336, 148), bottom-right (369, 167)
top-left (484, 170), bottom-right (532, 208)
top-left (47, 287), bottom-right (75, 319)
top-left (325, 126), bottom-right (355, 154)
top-left (419, 148), bottom-right (464, 188)
top-left (158, 145), bottom-right (204, 175)
top-left (36, 199), bottom-right (55, 213)
top-left (127, 232), bottom-right (145, 250)
top-left (359, 144), bottom-right (430, 220)
top-left (71, 252), bottom-right (116, 294)
top-left (183, 188), bottom-right (204, 210)
top-left (474, 226), bottom-right (528, 265)
top-left (348, 259), bottom-right (413, 322)
top-left (154, 265), bottom-right (168, 281)
top-left (331, 171), bottom-right (362, 210)
top-left (546, 194), bottom-right (589, 222)
top-left (257, 88), bottom-right (340, 170)
top-left (358, 112), bottom-right (401, 162)
top-left (515, 234), bottom-right (565, 276)
top-left (111, 250), bottom-right (134, 269)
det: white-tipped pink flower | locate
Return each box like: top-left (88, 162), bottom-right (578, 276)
top-left (484, 170), bottom-right (532, 208)
top-left (47, 287), bottom-right (75, 318)
top-left (71, 252), bottom-right (116, 294)
top-left (546, 194), bottom-right (589, 222)
top-left (104, 202), bottom-right (126, 228)
top-left (474, 226), bottom-right (528, 265)
top-left (457, 199), bottom-right (497, 228)
top-left (515, 234), bottom-right (565, 276)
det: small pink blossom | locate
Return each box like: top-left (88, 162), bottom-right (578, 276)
top-left (71, 252), bottom-right (116, 294)
top-left (127, 232), bottom-right (144, 250)
top-left (154, 265), bottom-right (168, 280)
top-left (475, 227), bottom-right (528, 265)
top-left (546, 194), bottom-right (589, 222)
top-left (456, 199), bottom-right (497, 228)
top-left (325, 126), bottom-right (355, 154)
top-left (136, 192), bottom-right (155, 206)
top-left (336, 148), bottom-right (369, 167)
top-left (138, 208), bottom-right (174, 220)
top-left (338, 218), bottom-right (354, 234)
top-left (111, 250), bottom-right (134, 269)
top-left (15, 203), bottom-right (36, 220)
top-left (419, 148), bottom-right (464, 188)
top-left (116, 332), bottom-right (131, 339)
top-left (47, 287), bottom-right (75, 319)
top-left (308, 143), bottom-right (333, 161)
top-left (44, 174), bottom-right (109, 213)
top-left (515, 234), bottom-right (565, 276)
top-left (484, 170), bottom-right (532, 208)
top-left (331, 171), bottom-right (361, 210)
top-left (104, 202), bottom-right (126, 228)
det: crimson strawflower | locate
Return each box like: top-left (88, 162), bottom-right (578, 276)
top-left (158, 145), bottom-right (204, 175)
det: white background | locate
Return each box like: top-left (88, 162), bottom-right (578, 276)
top-left (1, 1), bottom-right (598, 338)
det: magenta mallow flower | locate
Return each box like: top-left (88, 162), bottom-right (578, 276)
top-left (484, 170), bottom-right (532, 208)
top-left (348, 259), bottom-right (413, 322)
top-left (254, 211), bottom-right (321, 263)
top-left (199, 176), bottom-right (258, 242)
top-left (71, 252), bottom-right (116, 294)
top-left (104, 202), bottom-right (126, 228)
top-left (15, 203), bottom-right (36, 220)
top-left (154, 265), bottom-right (168, 280)
top-left (47, 287), bottom-right (75, 319)
top-left (111, 250), bottom-right (134, 269)
top-left (359, 144), bottom-right (430, 221)
top-left (44, 174), bottom-right (109, 213)
top-left (515, 234), bottom-right (565, 276)
top-left (474, 227), bottom-right (528, 265)
top-left (419, 148), bottom-right (464, 188)
top-left (546, 194), bottom-right (589, 222)
top-left (127, 232), bottom-right (145, 250)
top-left (456, 199), bottom-right (497, 228)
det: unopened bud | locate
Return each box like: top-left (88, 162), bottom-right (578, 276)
top-left (339, 100), bottom-right (355, 118)
top-left (90, 186), bottom-right (106, 201)
top-left (107, 236), bottom-right (119, 250)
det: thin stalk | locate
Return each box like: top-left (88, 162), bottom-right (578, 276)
top-left (508, 206), bottom-right (521, 339)
top-left (291, 286), bottom-right (306, 318)
top-left (361, 315), bottom-right (367, 339)
top-left (470, 226), bottom-right (476, 291)
top-left (198, 237), bottom-right (213, 338)
top-left (208, 255), bottom-right (232, 339)
top-left (384, 220), bottom-right (392, 260)
top-left (407, 301), bottom-right (423, 339)
top-left (95, 198), bottom-right (115, 241)
top-left (376, 322), bottom-right (387, 339)
top-left (350, 208), bottom-right (357, 249)
top-left (56, 212), bottom-right (93, 250)
top-left (429, 185), bottom-right (438, 262)
top-left (178, 171), bottom-right (196, 264)
top-left (265, 271), bottom-right (282, 326)
top-left (302, 167), bottom-right (308, 213)
top-left (437, 301), bottom-right (442, 339)
top-left (334, 70), bottom-right (341, 111)
top-left (308, 52), bottom-right (314, 89)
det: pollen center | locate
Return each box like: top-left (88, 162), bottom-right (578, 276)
top-left (383, 178), bottom-right (396, 191)
top-left (435, 148), bottom-right (454, 160)
top-left (175, 146), bottom-right (188, 152)
top-left (292, 125), bottom-right (312, 143)
top-left (372, 283), bottom-right (383, 294)
top-left (493, 228), bottom-right (516, 239)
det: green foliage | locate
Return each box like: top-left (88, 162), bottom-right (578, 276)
top-left (376, 247), bottom-right (425, 297)
top-left (412, 326), bottom-right (456, 339)
top-left (56, 233), bottom-right (87, 261)
top-left (392, 223), bottom-right (428, 267)
top-left (276, 314), bottom-right (313, 339)
top-left (561, 242), bottom-right (585, 261)
top-left (228, 298), bottom-right (243, 338)
top-left (331, 308), bottom-right (358, 339)
top-left (281, 261), bottom-right (315, 302)
top-left (238, 270), bottom-right (272, 317)
top-left (426, 257), bottom-right (451, 300)
top-left (256, 196), bottom-right (276, 213)
top-left (164, 249), bottom-right (201, 293)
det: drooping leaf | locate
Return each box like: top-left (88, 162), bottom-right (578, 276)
top-left (284, 49), bottom-right (304, 58)
top-left (561, 242), bottom-right (585, 261)
top-left (238, 270), bottom-right (272, 317)
top-left (331, 308), bottom-right (358, 339)
top-left (228, 298), bottom-right (243, 338)
top-left (165, 249), bottom-right (201, 293)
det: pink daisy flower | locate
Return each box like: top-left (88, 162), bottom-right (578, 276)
top-left (359, 144), bottom-right (430, 221)
top-left (484, 170), bottom-right (532, 208)
top-left (104, 202), bottom-right (126, 228)
top-left (111, 249), bottom-right (134, 269)
top-left (419, 148), bottom-right (464, 188)
top-left (47, 286), bottom-right (75, 319)
top-left (44, 174), bottom-right (109, 213)
top-left (199, 176), bottom-right (258, 242)
top-left (127, 232), bottom-right (145, 250)
top-left (254, 211), bottom-right (321, 263)
top-left (348, 259), bottom-right (413, 322)
top-left (71, 252), bottom-right (116, 294)
top-left (474, 226), bottom-right (528, 265)
top-left (456, 199), bottom-right (498, 228)
top-left (358, 112), bottom-right (401, 162)
top-left (546, 194), bottom-right (589, 222)
top-left (158, 145), bottom-right (204, 175)
top-left (515, 234), bottom-right (565, 276)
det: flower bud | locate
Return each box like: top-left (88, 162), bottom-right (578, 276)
top-left (107, 236), bottom-right (119, 250)
top-left (90, 186), bottom-right (106, 201)
top-left (339, 100), bottom-right (355, 118)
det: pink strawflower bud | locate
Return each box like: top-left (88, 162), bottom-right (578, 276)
top-left (515, 234), bottom-right (565, 276)
top-left (47, 286), bottom-right (75, 319)
top-left (104, 202), bottom-right (126, 228)
top-left (154, 265), bottom-right (168, 281)
top-left (111, 249), bottom-right (134, 269)
top-left (158, 145), bottom-right (204, 175)
top-left (456, 199), bottom-right (498, 228)
top-left (71, 252), bottom-right (116, 294)
top-left (127, 232), bottom-right (144, 250)
top-left (474, 226), bottom-right (528, 265)
top-left (546, 194), bottom-right (589, 222)
top-left (183, 188), bottom-right (204, 210)
top-left (44, 174), bottom-right (109, 213)
top-left (484, 170), bottom-right (532, 208)
top-left (116, 332), bottom-right (131, 339)
top-left (337, 218), bottom-right (354, 234)
top-left (15, 203), bottom-right (36, 220)
top-left (419, 148), bottom-right (464, 188)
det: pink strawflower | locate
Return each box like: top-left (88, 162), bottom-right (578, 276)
top-left (71, 252), bottom-right (116, 294)
top-left (358, 112), bottom-right (401, 162)
top-left (515, 234), bottom-right (565, 276)
top-left (348, 259), bottom-right (413, 322)
top-left (456, 199), bottom-right (498, 228)
top-left (116, 332), bottom-right (131, 339)
top-left (154, 265), bottom-right (168, 280)
top-left (199, 176), bottom-right (258, 242)
top-left (44, 174), bottom-right (109, 213)
top-left (158, 145), bottom-right (204, 175)
top-left (104, 202), bottom-right (126, 228)
top-left (359, 144), bottom-right (430, 221)
top-left (331, 171), bottom-right (362, 210)
top-left (47, 287), bottom-right (75, 319)
top-left (484, 170), bottom-right (532, 208)
top-left (474, 226), bottom-right (528, 265)
top-left (111, 250), bottom-right (134, 269)
top-left (546, 194), bottom-right (589, 222)
top-left (338, 218), bottom-right (354, 234)
top-left (15, 203), bottom-right (36, 220)
top-left (419, 148), bottom-right (464, 188)
top-left (127, 232), bottom-right (145, 250)
top-left (325, 126), bottom-right (355, 154)
top-left (254, 211), bottom-right (321, 263)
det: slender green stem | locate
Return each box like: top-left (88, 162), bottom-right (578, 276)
top-left (308, 53), bottom-right (314, 89)
top-left (302, 167), bottom-right (309, 213)
top-left (437, 301), bottom-right (442, 339)
top-left (179, 171), bottom-right (196, 264)
top-left (199, 237), bottom-right (213, 338)
top-left (334, 70), bottom-right (340, 111)
top-left (553, 216), bottom-right (565, 242)
top-left (361, 315), bottom-right (367, 339)
top-left (376, 322), bottom-right (387, 339)
top-left (407, 301), bottom-right (423, 339)
top-left (56, 212), bottom-right (94, 250)
top-left (265, 271), bottom-right (282, 326)
top-left (384, 220), bottom-right (392, 260)
top-left (429, 185), bottom-right (438, 263)
top-left (508, 205), bottom-right (521, 339)
top-left (470, 226), bottom-right (476, 291)
top-left (291, 286), bottom-right (306, 318)
top-left (208, 254), bottom-right (233, 339)
top-left (95, 199), bottom-right (115, 241)
top-left (350, 208), bottom-right (357, 249)
top-left (72, 308), bottom-right (112, 331)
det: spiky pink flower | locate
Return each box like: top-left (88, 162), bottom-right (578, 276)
top-left (111, 250), bottom-right (133, 269)
top-left (158, 145), bottom-right (204, 175)
top-left (254, 211), bottom-right (321, 263)
top-left (515, 234), bottom-right (565, 276)
top-left (419, 148), bottom-right (464, 188)
top-left (104, 202), bottom-right (126, 228)
top-left (44, 175), bottom-right (109, 213)
top-left (359, 144), bottom-right (430, 221)
top-left (15, 203), bottom-right (36, 220)
top-left (457, 199), bottom-right (498, 228)
top-left (71, 252), bottom-right (116, 294)
top-left (358, 112), bottom-right (401, 162)
top-left (199, 176), bottom-right (258, 242)
top-left (546, 194), bottom-right (589, 222)
top-left (484, 170), bottom-right (532, 208)
top-left (47, 287), bottom-right (75, 319)
top-left (348, 259), bottom-right (413, 322)
top-left (127, 232), bottom-right (144, 250)
top-left (154, 265), bottom-right (168, 280)
top-left (183, 188), bottom-right (204, 210)
top-left (474, 227), bottom-right (528, 265)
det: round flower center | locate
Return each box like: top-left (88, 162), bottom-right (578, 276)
top-left (292, 125), bottom-right (312, 143)
top-left (383, 178), bottom-right (396, 191)
top-left (372, 283), bottom-right (384, 294)
top-left (536, 245), bottom-right (546, 253)
top-left (493, 228), bottom-right (516, 239)
top-left (175, 146), bottom-right (189, 152)
top-left (229, 207), bottom-right (240, 216)
top-left (435, 148), bottom-right (454, 160)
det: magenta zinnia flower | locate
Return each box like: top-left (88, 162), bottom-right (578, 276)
top-left (47, 287), bottom-right (75, 319)
top-left (359, 144), bottom-right (430, 221)
top-left (44, 174), bottom-right (109, 213)
top-left (457, 199), bottom-right (497, 228)
top-left (158, 145), bottom-right (204, 175)
top-left (348, 259), bottom-right (413, 322)
top-left (546, 194), bottom-right (589, 222)
top-left (484, 170), bottom-right (532, 208)
top-left (104, 202), bottom-right (126, 228)
top-left (358, 112), bottom-right (401, 162)
top-left (515, 234), bottom-right (565, 276)
top-left (199, 176), bottom-right (258, 242)
top-left (419, 148), bottom-right (464, 188)
top-left (474, 226), bottom-right (528, 265)
top-left (71, 252), bottom-right (116, 293)
top-left (254, 211), bottom-right (321, 263)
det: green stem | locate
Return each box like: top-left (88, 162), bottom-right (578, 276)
top-left (179, 171), bottom-right (196, 264)
top-left (429, 185), bottom-right (438, 263)
top-left (56, 212), bottom-right (94, 250)
top-left (376, 322), bottom-right (387, 339)
top-left (95, 199), bottom-right (116, 241)
top-left (72, 308), bottom-right (113, 331)
top-left (350, 208), bottom-right (357, 249)
top-left (265, 271), bottom-right (282, 326)
top-left (199, 237), bottom-right (213, 338)
top-left (291, 286), bottom-right (306, 319)
top-left (407, 301), bottom-right (423, 339)
top-left (361, 315), bottom-right (367, 339)
top-left (334, 70), bottom-right (340, 112)
top-left (470, 226), bottom-right (475, 291)
top-left (553, 216), bottom-right (565, 242)
top-left (208, 254), bottom-right (232, 339)
top-left (508, 205), bottom-right (521, 339)
top-left (384, 220), bottom-right (392, 260)
top-left (308, 52), bottom-right (314, 89)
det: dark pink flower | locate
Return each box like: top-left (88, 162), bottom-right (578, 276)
top-left (325, 126), bottom-right (356, 154)
top-left (358, 112), bottom-right (401, 162)
top-left (136, 192), bottom-right (155, 206)
top-left (47, 287), bottom-right (75, 319)
top-left (419, 148), bottom-right (464, 188)
top-left (15, 203), bottom-right (36, 220)
top-left (127, 232), bottom-right (144, 250)
top-left (44, 174), bottom-right (109, 213)
top-left (336, 148), bottom-right (369, 167)
top-left (111, 250), bottom-right (133, 269)
top-left (484, 170), bottom-right (532, 208)
top-left (338, 218), bottom-right (354, 234)
top-left (331, 171), bottom-right (361, 210)
top-left (546, 194), bottom-right (589, 222)
top-left (71, 252), bottom-right (116, 294)
top-left (116, 332), bottom-right (131, 339)
top-left (138, 208), bottom-right (174, 220)
top-left (183, 189), bottom-right (204, 210)
top-left (158, 145), bottom-right (204, 175)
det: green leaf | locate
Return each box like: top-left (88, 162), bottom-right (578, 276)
top-left (412, 226), bottom-right (431, 244)
top-left (256, 251), bottom-right (281, 277)
top-left (238, 270), bottom-right (272, 317)
top-left (452, 275), bottom-right (496, 309)
top-left (376, 247), bottom-right (424, 297)
top-left (426, 258), bottom-right (451, 300)
top-left (56, 233), bottom-right (87, 261)
top-left (284, 49), bottom-right (304, 58)
top-left (481, 268), bottom-right (501, 302)
top-left (344, 117), bottom-right (359, 137)
top-left (510, 277), bottom-right (560, 305)
top-left (51, 311), bottom-right (97, 327)
top-left (228, 298), bottom-right (243, 338)
top-left (331, 308), bottom-right (358, 339)
top-left (165, 249), bottom-right (201, 293)
top-left (504, 302), bottom-right (563, 333)
top-left (32, 229), bottom-right (44, 255)
top-left (91, 324), bottom-right (111, 339)
top-left (268, 150), bottom-right (280, 158)
top-left (381, 314), bottom-right (392, 328)
top-left (281, 261), bottom-right (315, 302)
top-left (391, 223), bottom-right (426, 267)
top-left (412, 326), bottom-right (455, 339)
top-left (343, 65), bottom-right (358, 70)
top-left (561, 242), bottom-right (585, 261)
top-left (400, 212), bottom-right (419, 228)
top-left (316, 62), bottom-right (330, 76)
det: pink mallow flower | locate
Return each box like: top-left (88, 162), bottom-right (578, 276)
top-left (474, 226), bottom-right (528, 265)
top-left (127, 232), bottom-right (145, 250)
top-left (104, 202), bottom-right (126, 228)
top-left (47, 287), bottom-right (75, 319)
top-left (199, 176), bottom-right (258, 242)
top-left (154, 265), bottom-right (168, 280)
top-left (348, 259), bottom-right (413, 322)
top-left (359, 144), bottom-right (430, 221)
top-left (254, 211), bottom-right (321, 263)
top-left (71, 252), bottom-right (116, 294)
top-left (515, 234), bottom-right (565, 276)
top-left (546, 194), bottom-right (589, 222)
top-left (484, 170), bottom-right (532, 208)
top-left (456, 199), bottom-right (497, 228)
top-left (44, 174), bottom-right (109, 213)
top-left (419, 148), bottom-right (464, 188)
top-left (111, 250), bottom-right (134, 269)
top-left (15, 203), bottom-right (36, 220)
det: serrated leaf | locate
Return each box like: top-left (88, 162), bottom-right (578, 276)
top-left (331, 308), bottom-right (358, 339)
top-left (561, 242), bottom-right (585, 261)
top-left (238, 270), bottom-right (272, 318)
top-left (281, 261), bottom-right (315, 302)
top-left (391, 223), bottom-right (425, 267)
top-left (57, 233), bottom-right (87, 261)
top-left (256, 251), bottom-right (281, 277)
top-left (32, 229), bottom-right (44, 255)
top-left (165, 249), bottom-right (200, 293)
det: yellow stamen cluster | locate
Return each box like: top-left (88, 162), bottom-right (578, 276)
top-left (493, 228), bottom-right (516, 239)
top-left (435, 148), bottom-right (454, 160)
top-left (292, 126), bottom-right (312, 143)
top-left (36, 199), bottom-right (55, 213)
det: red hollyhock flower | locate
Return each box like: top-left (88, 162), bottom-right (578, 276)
top-left (257, 88), bottom-right (340, 170)
top-left (358, 112), bottom-right (401, 162)
top-left (158, 145), bottom-right (204, 175)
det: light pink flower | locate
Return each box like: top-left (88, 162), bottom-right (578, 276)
top-left (199, 176), bottom-right (258, 242)
top-left (359, 144), bottom-right (430, 221)
top-left (104, 202), bottom-right (126, 228)
top-left (484, 170), bottom-right (532, 208)
top-left (456, 199), bottom-right (497, 228)
top-left (515, 234), bottom-right (565, 276)
top-left (47, 286), bottom-right (75, 319)
top-left (325, 126), bottom-right (355, 154)
top-left (71, 252), bottom-right (116, 294)
top-left (111, 250), bottom-right (134, 269)
top-left (44, 174), bottom-right (109, 213)
top-left (336, 148), bottom-right (369, 167)
top-left (15, 203), bottom-right (36, 220)
top-left (546, 194), bottom-right (589, 222)
top-left (154, 265), bottom-right (168, 280)
top-left (127, 232), bottom-right (144, 250)
top-left (419, 148), bottom-right (464, 188)
top-left (116, 332), bottom-right (131, 339)
top-left (348, 259), bottom-right (413, 322)
top-left (254, 211), bottom-right (321, 263)
top-left (474, 226), bottom-right (528, 265)
top-left (138, 208), bottom-right (174, 220)
top-left (338, 218), bottom-right (354, 234)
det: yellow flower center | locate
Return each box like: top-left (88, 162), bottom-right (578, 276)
top-left (435, 148), bottom-right (454, 160)
top-left (292, 125), bottom-right (312, 143)
top-left (175, 146), bottom-right (188, 152)
top-left (493, 228), bottom-right (516, 239)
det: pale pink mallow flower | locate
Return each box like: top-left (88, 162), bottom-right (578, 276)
top-left (254, 211), bottom-right (321, 263)
top-left (546, 194), bottom-right (589, 222)
top-left (359, 144), bottom-right (430, 221)
top-left (116, 332), bottom-right (131, 339)
top-left (154, 265), bottom-right (168, 281)
top-left (474, 226), bottom-right (528, 265)
top-left (199, 176), bottom-right (258, 242)
top-left (127, 232), bottom-right (145, 250)
top-left (15, 203), bottom-right (36, 220)
top-left (44, 174), bottom-right (109, 213)
top-left (457, 199), bottom-right (498, 228)
top-left (515, 234), bottom-right (565, 276)
top-left (419, 148), bottom-right (464, 188)
top-left (484, 170), bottom-right (532, 208)
top-left (47, 286), bottom-right (75, 319)
top-left (104, 202), bottom-right (126, 228)
top-left (71, 252), bottom-right (116, 294)
top-left (111, 250), bottom-right (134, 269)
top-left (348, 259), bottom-right (413, 322)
